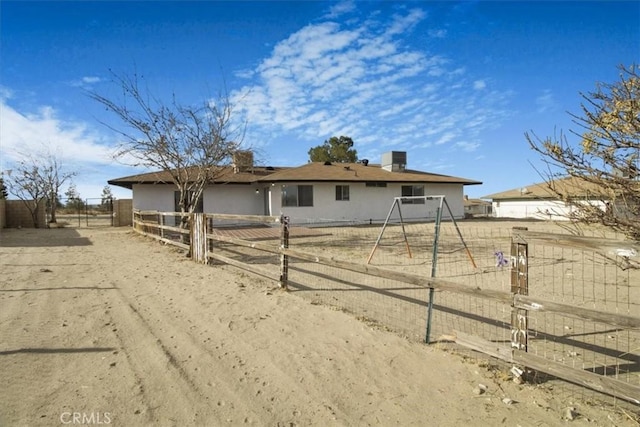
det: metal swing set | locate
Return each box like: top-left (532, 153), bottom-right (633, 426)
top-left (366, 195), bottom-right (477, 343)
top-left (366, 195), bottom-right (477, 269)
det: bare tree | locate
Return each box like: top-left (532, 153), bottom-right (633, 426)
top-left (100, 185), bottom-right (114, 212)
top-left (88, 72), bottom-right (244, 225)
top-left (65, 183), bottom-right (84, 211)
top-left (0, 175), bottom-right (8, 199)
top-left (43, 155), bottom-right (76, 224)
top-left (527, 64), bottom-right (640, 240)
top-left (6, 151), bottom-right (75, 227)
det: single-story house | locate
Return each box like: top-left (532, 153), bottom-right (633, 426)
top-left (108, 151), bottom-right (482, 223)
top-left (463, 195), bottom-right (492, 218)
top-left (482, 176), bottom-right (609, 220)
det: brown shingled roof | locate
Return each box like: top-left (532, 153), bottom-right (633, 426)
top-left (257, 162), bottom-right (482, 184)
top-left (463, 197), bottom-right (491, 207)
top-left (108, 166), bottom-right (288, 189)
top-left (109, 162), bottom-right (481, 189)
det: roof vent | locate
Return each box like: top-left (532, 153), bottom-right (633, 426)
top-left (381, 151), bottom-right (407, 172)
top-left (323, 161), bottom-right (332, 165)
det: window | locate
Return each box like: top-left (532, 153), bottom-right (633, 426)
top-left (335, 185), bottom-right (350, 201)
top-left (174, 191), bottom-right (203, 213)
top-left (282, 185), bottom-right (313, 207)
top-left (401, 185), bottom-right (425, 204)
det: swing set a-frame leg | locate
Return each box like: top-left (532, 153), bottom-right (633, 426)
top-left (366, 199), bottom-right (398, 264)
top-left (366, 198), bottom-right (413, 264)
top-left (442, 198), bottom-right (477, 269)
top-left (396, 200), bottom-right (413, 260)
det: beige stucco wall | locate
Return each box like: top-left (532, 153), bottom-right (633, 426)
top-left (4, 200), bottom-right (46, 228)
top-left (0, 199), bottom-right (5, 229)
top-left (113, 199), bottom-right (133, 226)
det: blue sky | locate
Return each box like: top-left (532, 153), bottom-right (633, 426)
top-left (1, 1), bottom-right (638, 200)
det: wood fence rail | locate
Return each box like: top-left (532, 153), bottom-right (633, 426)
top-left (206, 229), bottom-right (640, 329)
top-left (132, 210), bottom-right (640, 405)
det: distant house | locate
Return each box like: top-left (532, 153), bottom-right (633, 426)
top-left (463, 195), bottom-right (492, 218)
top-left (109, 151), bottom-right (482, 223)
top-left (482, 176), bottom-right (609, 220)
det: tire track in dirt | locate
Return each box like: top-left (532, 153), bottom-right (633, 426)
top-left (112, 264), bottom-right (355, 425)
top-left (106, 284), bottom-right (270, 425)
top-left (8, 228), bottom-right (631, 426)
top-left (0, 244), bottom-right (120, 426)
top-left (90, 229), bottom-right (352, 424)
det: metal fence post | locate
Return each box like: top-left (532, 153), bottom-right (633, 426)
top-left (279, 215), bottom-right (290, 289)
top-left (425, 202), bottom-right (443, 344)
top-left (510, 227), bottom-right (529, 352)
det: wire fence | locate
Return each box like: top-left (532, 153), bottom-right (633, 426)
top-left (287, 220), bottom-right (639, 408)
top-left (132, 211), bottom-right (640, 411)
top-left (50, 197), bottom-right (114, 227)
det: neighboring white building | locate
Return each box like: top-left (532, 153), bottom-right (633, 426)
top-left (483, 177), bottom-right (608, 220)
top-left (463, 195), bottom-right (492, 218)
top-left (109, 151), bottom-right (482, 223)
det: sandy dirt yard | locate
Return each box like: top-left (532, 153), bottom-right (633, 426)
top-left (0, 227), bottom-right (636, 426)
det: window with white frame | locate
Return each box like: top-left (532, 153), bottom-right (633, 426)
top-left (335, 185), bottom-right (350, 201)
top-left (282, 185), bottom-right (313, 207)
top-left (401, 185), bottom-right (425, 204)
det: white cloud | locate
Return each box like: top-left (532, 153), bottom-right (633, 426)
top-left (231, 7), bottom-right (512, 163)
top-left (536, 89), bottom-right (558, 113)
top-left (0, 100), bottom-right (139, 198)
top-left (325, 0), bottom-right (356, 19)
top-left (69, 76), bottom-right (103, 88)
top-left (0, 100), bottom-right (116, 169)
top-left (473, 80), bottom-right (486, 90)
top-left (428, 29), bottom-right (447, 38)
top-left (435, 132), bottom-right (458, 145)
top-left (455, 141), bottom-right (481, 151)
top-left (386, 9), bottom-right (426, 36)
top-left (0, 85), bottom-right (14, 100)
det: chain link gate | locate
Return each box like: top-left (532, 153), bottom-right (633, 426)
top-left (50, 197), bottom-right (114, 227)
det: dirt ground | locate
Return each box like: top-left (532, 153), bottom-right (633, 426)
top-left (0, 227), bottom-right (637, 426)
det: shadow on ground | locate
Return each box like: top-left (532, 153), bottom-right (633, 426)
top-left (0, 228), bottom-right (93, 248)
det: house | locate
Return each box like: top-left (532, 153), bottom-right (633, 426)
top-left (463, 195), bottom-right (492, 218)
top-left (482, 176), bottom-right (609, 220)
top-left (108, 151), bottom-right (482, 223)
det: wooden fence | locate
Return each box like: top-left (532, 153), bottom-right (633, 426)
top-left (132, 210), bottom-right (640, 405)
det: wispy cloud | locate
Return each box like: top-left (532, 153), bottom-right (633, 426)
top-left (0, 99), bottom-right (137, 196)
top-left (473, 80), bottom-right (486, 90)
top-left (428, 28), bottom-right (447, 38)
top-left (231, 7), bottom-right (512, 165)
top-left (535, 89), bottom-right (558, 113)
top-left (455, 141), bottom-right (481, 151)
top-left (69, 76), bottom-right (103, 88)
top-left (0, 100), bottom-right (118, 169)
top-left (324, 0), bottom-right (356, 19)
top-left (0, 85), bottom-right (14, 100)
top-left (386, 8), bottom-right (426, 36)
